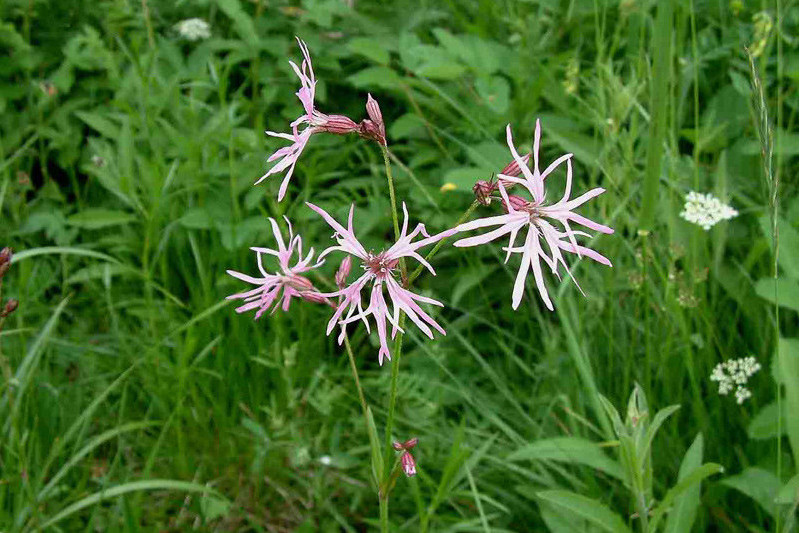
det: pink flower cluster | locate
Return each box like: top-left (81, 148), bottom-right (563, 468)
top-left (228, 37), bottom-right (614, 365)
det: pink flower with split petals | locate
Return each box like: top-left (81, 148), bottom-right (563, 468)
top-left (453, 120), bottom-right (614, 310)
top-left (307, 202), bottom-right (453, 365)
top-left (226, 217), bottom-right (328, 317)
top-left (257, 38), bottom-right (360, 201)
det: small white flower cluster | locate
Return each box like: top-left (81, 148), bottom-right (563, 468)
top-left (679, 192), bottom-right (738, 230)
top-left (175, 18), bottom-right (211, 41)
top-left (710, 356), bottom-right (761, 404)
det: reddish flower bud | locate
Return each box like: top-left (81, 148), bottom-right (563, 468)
top-left (0, 247), bottom-right (12, 266)
top-left (392, 437), bottom-right (418, 451)
top-left (499, 153), bottom-right (531, 178)
top-left (502, 194), bottom-right (530, 213)
top-left (319, 114), bottom-right (359, 135)
top-left (472, 180), bottom-right (497, 206)
top-left (335, 256), bottom-right (352, 288)
top-left (300, 291), bottom-right (330, 305)
top-left (365, 94), bottom-right (386, 146)
top-left (400, 451), bottom-right (416, 477)
top-left (286, 275), bottom-right (314, 292)
top-left (2, 299), bottom-right (18, 317)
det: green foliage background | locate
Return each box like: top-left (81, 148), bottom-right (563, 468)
top-left (0, 0), bottom-right (798, 530)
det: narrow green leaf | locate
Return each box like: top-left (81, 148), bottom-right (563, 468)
top-left (35, 480), bottom-right (223, 530)
top-left (664, 434), bottom-right (704, 533)
top-left (650, 463), bottom-right (723, 531)
top-left (639, 405), bottom-right (680, 469)
top-left (66, 208), bottom-right (137, 229)
top-left (366, 407), bottom-right (383, 486)
top-left (508, 437), bottom-right (624, 481)
top-left (536, 490), bottom-right (632, 533)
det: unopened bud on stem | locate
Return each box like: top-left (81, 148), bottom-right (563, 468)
top-left (335, 256), bottom-right (352, 288)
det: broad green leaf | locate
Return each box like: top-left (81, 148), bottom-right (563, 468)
top-left (664, 434), bottom-right (704, 533)
top-left (758, 215), bottom-right (799, 278)
top-left (722, 467), bottom-right (781, 517)
top-left (537, 113), bottom-right (602, 170)
top-left (215, 0), bottom-right (258, 48)
top-left (475, 76), bottom-right (510, 114)
top-left (416, 60), bottom-right (466, 80)
top-left (389, 114), bottom-right (426, 140)
top-left (441, 167), bottom-right (485, 191)
top-left (67, 208), bottom-right (137, 229)
top-left (536, 490), bottom-right (632, 533)
top-left (537, 499), bottom-right (591, 533)
top-left (754, 277), bottom-right (799, 311)
top-left (748, 402), bottom-right (781, 440)
top-left (180, 208), bottom-right (214, 230)
top-left (347, 37), bottom-right (390, 65)
top-left (650, 463), bottom-right (723, 531)
top-left (348, 67), bottom-right (402, 90)
top-left (508, 437), bottom-right (624, 481)
top-left (776, 475), bottom-right (798, 505)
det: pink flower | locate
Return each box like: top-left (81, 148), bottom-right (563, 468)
top-left (453, 120), bottom-right (613, 310)
top-left (307, 202), bottom-right (452, 365)
top-left (256, 38), bottom-right (359, 201)
top-left (393, 438), bottom-right (418, 477)
top-left (399, 451), bottom-right (416, 476)
top-left (226, 217), bottom-right (328, 318)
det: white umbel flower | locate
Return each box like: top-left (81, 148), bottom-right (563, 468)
top-left (679, 192), bottom-right (738, 230)
top-left (175, 18), bottom-right (211, 41)
top-left (710, 356), bottom-right (761, 404)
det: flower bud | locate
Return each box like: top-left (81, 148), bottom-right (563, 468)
top-left (500, 153), bottom-right (531, 178)
top-left (502, 194), bottom-right (530, 213)
top-left (286, 275), bottom-right (314, 292)
top-left (472, 180), bottom-right (496, 206)
top-left (0, 247), bottom-right (12, 265)
top-left (364, 94), bottom-right (386, 146)
top-left (320, 114), bottom-right (359, 135)
top-left (2, 299), bottom-right (18, 317)
top-left (400, 451), bottom-right (416, 477)
top-left (335, 256), bottom-right (352, 288)
top-left (300, 291), bottom-right (330, 305)
top-left (392, 437), bottom-right (418, 451)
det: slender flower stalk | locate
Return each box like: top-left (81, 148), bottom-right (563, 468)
top-left (452, 120), bottom-right (613, 310)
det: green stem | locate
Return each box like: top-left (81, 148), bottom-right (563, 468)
top-left (409, 201), bottom-right (478, 285)
top-left (343, 333), bottom-right (371, 433)
top-left (381, 147), bottom-right (402, 241)
top-left (383, 313), bottom-right (407, 461)
top-left (380, 495), bottom-right (389, 532)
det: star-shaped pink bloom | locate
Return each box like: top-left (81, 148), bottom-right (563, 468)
top-left (256, 38), bottom-right (359, 201)
top-left (453, 120), bottom-right (614, 310)
top-left (226, 217), bottom-right (328, 318)
top-left (307, 202), bottom-right (452, 365)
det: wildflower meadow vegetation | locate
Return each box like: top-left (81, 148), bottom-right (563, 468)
top-left (0, 0), bottom-right (798, 531)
